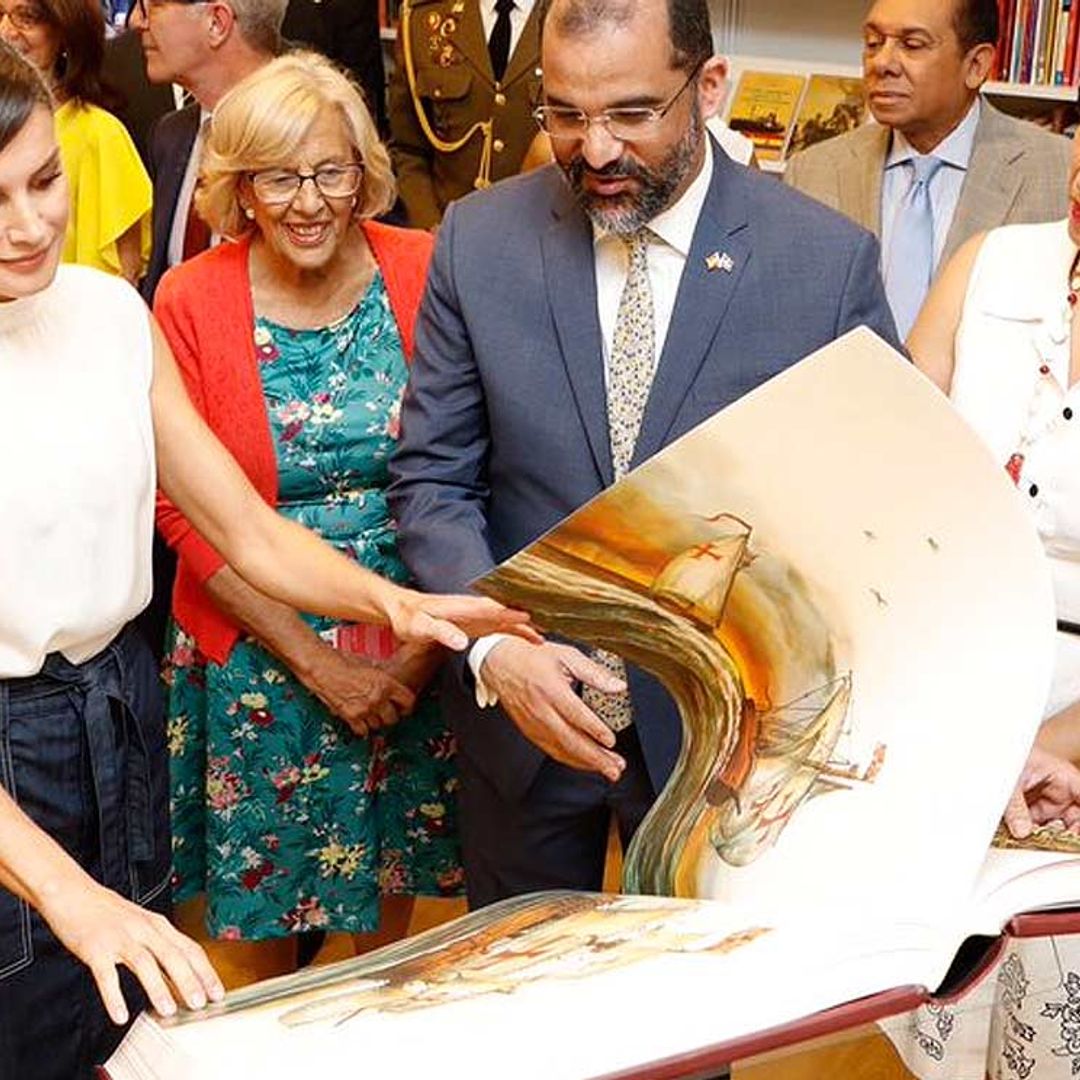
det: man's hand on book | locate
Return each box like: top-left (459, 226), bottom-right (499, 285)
top-left (1003, 744), bottom-right (1080, 839)
top-left (481, 639), bottom-right (627, 782)
top-left (38, 875), bottom-right (225, 1025)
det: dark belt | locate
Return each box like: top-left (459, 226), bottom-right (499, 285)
top-left (10, 627), bottom-right (155, 896)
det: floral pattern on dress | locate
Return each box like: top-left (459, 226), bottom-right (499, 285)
top-left (166, 273), bottom-right (462, 940)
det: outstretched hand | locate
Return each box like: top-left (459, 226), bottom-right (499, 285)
top-left (1003, 744), bottom-right (1080, 839)
top-left (389, 591), bottom-right (540, 652)
top-left (39, 877), bottom-right (224, 1025)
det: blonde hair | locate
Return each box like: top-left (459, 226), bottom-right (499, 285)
top-left (196, 51), bottom-right (395, 237)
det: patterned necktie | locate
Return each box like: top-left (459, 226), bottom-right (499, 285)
top-left (582, 229), bottom-right (657, 733)
top-left (488, 0), bottom-right (515, 82)
top-left (884, 155), bottom-right (944, 339)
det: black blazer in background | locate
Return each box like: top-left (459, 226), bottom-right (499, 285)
top-left (282, 0), bottom-right (387, 134)
top-left (142, 103), bottom-right (200, 304)
top-left (102, 29), bottom-right (176, 168)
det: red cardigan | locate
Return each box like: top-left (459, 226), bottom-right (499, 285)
top-left (154, 220), bottom-right (434, 665)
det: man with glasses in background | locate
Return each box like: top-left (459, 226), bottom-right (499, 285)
top-left (389, 0), bottom-right (899, 908)
top-left (131, 0), bottom-right (284, 300)
top-left (128, 0), bottom-right (282, 674)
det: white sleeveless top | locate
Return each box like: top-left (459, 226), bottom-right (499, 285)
top-left (0, 265), bottom-right (155, 677)
top-left (952, 219), bottom-right (1080, 713)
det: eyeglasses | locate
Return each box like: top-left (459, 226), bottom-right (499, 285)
top-left (532, 63), bottom-right (702, 142)
top-left (0, 4), bottom-right (49, 31)
top-left (248, 163), bottom-right (364, 205)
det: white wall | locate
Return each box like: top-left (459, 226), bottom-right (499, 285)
top-left (709, 0), bottom-right (866, 67)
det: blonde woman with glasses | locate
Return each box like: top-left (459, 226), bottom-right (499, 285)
top-left (153, 51), bottom-right (467, 982)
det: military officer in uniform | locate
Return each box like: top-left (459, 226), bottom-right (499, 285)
top-left (388, 0), bottom-right (541, 229)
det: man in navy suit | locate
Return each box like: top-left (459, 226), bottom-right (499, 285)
top-left (389, 0), bottom-right (899, 908)
top-left (131, 0), bottom-right (284, 301)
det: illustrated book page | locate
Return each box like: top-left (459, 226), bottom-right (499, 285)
top-left (105, 328), bottom-right (1058, 1080)
top-left (788, 74), bottom-right (866, 156)
top-left (725, 71), bottom-right (806, 163)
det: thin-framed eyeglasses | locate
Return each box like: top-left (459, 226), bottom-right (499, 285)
top-left (0, 3), bottom-right (49, 31)
top-left (248, 163), bottom-right (364, 205)
top-left (532, 61), bottom-right (703, 142)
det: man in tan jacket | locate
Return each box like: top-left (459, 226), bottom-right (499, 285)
top-left (388, 0), bottom-right (542, 229)
top-left (785, 0), bottom-right (1069, 336)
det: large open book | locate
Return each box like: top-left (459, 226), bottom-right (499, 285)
top-left (105, 329), bottom-right (1077, 1079)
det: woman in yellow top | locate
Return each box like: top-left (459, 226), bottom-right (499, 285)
top-left (0, 0), bottom-right (151, 281)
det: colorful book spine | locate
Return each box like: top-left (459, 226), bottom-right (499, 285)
top-left (998, 0), bottom-right (1079, 83)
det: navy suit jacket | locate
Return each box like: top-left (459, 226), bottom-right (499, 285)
top-left (389, 142), bottom-right (899, 805)
top-left (142, 103), bottom-right (200, 303)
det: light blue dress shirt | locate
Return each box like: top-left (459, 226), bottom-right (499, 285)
top-left (880, 98), bottom-right (981, 274)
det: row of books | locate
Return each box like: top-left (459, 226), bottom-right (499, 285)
top-left (996, 0), bottom-right (1080, 85)
top-left (725, 72), bottom-right (867, 166)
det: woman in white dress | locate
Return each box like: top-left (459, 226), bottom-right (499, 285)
top-left (0, 42), bottom-right (532, 1079)
top-left (886, 127), bottom-right (1080, 1079)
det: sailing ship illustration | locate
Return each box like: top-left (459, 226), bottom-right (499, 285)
top-left (476, 508), bottom-right (886, 894)
top-left (645, 514), bottom-right (885, 872)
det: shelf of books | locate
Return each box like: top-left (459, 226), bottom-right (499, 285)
top-left (721, 56), bottom-right (861, 173)
top-left (995, 0), bottom-right (1080, 91)
top-left (722, 54), bottom-right (1077, 173)
top-left (712, 0), bottom-right (1076, 171)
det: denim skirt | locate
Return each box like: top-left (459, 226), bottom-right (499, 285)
top-left (0, 623), bottom-right (171, 1079)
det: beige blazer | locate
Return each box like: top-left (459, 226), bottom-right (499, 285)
top-left (784, 100), bottom-right (1072, 272)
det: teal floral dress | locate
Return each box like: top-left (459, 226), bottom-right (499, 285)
top-left (164, 273), bottom-right (463, 940)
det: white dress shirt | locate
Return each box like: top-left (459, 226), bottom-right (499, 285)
top-left (469, 140), bottom-right (716, 701)
top-left (166, 109), bottom-right (212, 268)
top-left (479, 0), bottom-right (535, 70)
top-left (881, 97), bottom-right (980, 274)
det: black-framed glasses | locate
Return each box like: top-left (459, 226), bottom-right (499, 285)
top-left (248, 163), bottom-right (364, 205)
top-left (532, 62), bottom-right (703, 142)
top-left (0, 3), bottom-right (49, 30)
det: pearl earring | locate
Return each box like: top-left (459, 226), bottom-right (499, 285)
top-left (243, 206), bottom-right (255, 220)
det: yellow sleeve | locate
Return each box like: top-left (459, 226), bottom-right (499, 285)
top-left (57, 104), bottom-right (153, 277)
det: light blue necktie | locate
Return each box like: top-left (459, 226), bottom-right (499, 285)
top-left (885, 155), bottom-right (944, 339)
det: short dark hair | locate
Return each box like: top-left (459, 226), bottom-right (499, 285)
top-left (539, 0), bottom-right (713, 73)
top-left (953, 0), bottom-right (999, 51)
top-left (37, 0), bottom-right (118, 111)
top-left (0, 42), bottom-right (51, 156)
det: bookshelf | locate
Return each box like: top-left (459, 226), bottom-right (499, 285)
top-left (710, 0), bottom-right (1080, 106)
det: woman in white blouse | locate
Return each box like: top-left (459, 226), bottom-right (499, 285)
top-left (888, 127), bottom-right (1080, 1080)
top-left (0, 43), bottom-right (531, 1080)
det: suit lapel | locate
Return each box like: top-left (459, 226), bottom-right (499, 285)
top-left (632, 145), bottom-right (751, 467)
top-left (940, 104), bottom-right (1023, 267)
top-left (541, 186), bottom-right (614, 485)
top-left (161, 105), bottom-right (200, 226)
top-left (839, 124), bottom-right (888, 237)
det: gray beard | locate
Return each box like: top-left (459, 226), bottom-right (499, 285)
top-left (562, 104), bottom-right (703, 235)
